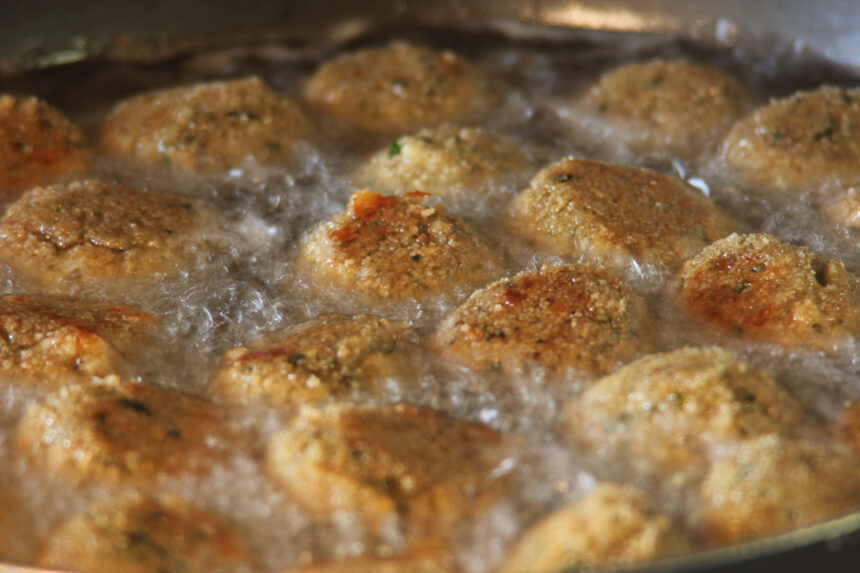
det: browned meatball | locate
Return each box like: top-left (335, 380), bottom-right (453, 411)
top-left (508, 158), bottom-right (737, 269)
top-left (498, 484), bottom-right (690, 573)
top-left (0, 180), bottom-right (218, 294)
top-left (100, 77), bottom-right (314, 174)
top-left (822, 186), bottom-right (860, 230)
top-left (697, 435), bottom-right (860, 545)
top-left (0, 294), bottom-right (156, 387)
top-left (838, 400), bottom-right (860, 455)
top-left (356, 124), bottom-right (530, 201)
top-left (434, 264), bottom-right (654, 375)
top-left (15, 381), bottom-right (240, 486)
top-left (676, 233), bottom-right (860, 348)
top-left (212, 314), bottom-right (418, 407)
top-left (582, 60), bottom-right (751, 158)
top-left (562, 347), bottom-right (805, 475)
top-left (721, 86), bottom-right (860, 192)
top-left (297, 190), bottom-right (502, 301)
top-left (304, 42), bottom-right (495, 136)
top-left (0, 94), bottom-right (90, 197)
top-left (39, 494), bottom-right (251, 573)
top-left (265, 403), bottom-right (510, 539)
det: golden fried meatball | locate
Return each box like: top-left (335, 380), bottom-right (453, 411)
top-left (498, 484), bottom-right (690, 573)
top-left (677, 233), bottom-right (860, 348)
top-left (39, 494), bottom-right (251, 573)
top-left (212, 314), bottom-right (417, 407)
top-left (508, 158), bottom-right (737, 269)
top-left (15, 381), bottom-right (239, 486)
top-left (356, 124), bottom-right (530, 200)
top-left (582, 60), bottom-right (751, 158)
top-left (304, 42), bottom-right (495, 136)
top-left (0, 294), bottom-right (156, 387)
top-left (434, 264), bottom-right (654, 375)
top-left (297, 190), bottom-right (501, 301)
top-left (698, 435), bottom-right (860, 544)
top-left (563, 347), bottom-right (805, 474)
top-left (0, 180), bottom-right (217, 293)
top-left (822, 186), bottom-right (860, 229)
top-left (722, 87), bottom-right (860, 192)
top-left (838, 400), bottom-right (860, 455)
top-left (265, 403), bottom-right (510, 539)
top-left (0, 94), bottom-right (90, 197)
top-left (100, 77), bottom-right (314, 174)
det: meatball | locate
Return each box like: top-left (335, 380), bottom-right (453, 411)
top-left (100, 77), bottom-right (315, 174)
top-left (265, 403), bottom-right (510, 539)
top-left (581, 60), bottom-right (751, 158)
top-left (0, 294), bottom-right (157, 387)
top-left (507, 158), bottom-right (737, 269)
top-left (676, 233), bottom-right (860, 348)
top-left (355, 124), bottom-right (530, 201)
top-left (0, 94), bottom-right (90, 196)
top-left (697, 435), bottom-right (860, 544)
top-left (212, 314), bottom-right (418, 407)
top-left (562, 347), bottom-right (805, 474)
top-left (0, 180), bottom-right (218, 293)
top-left (15, 381), bottom-right (240, 486)
top-left (303, 42), bottom-right (495, 136)
top-left (721, 87), bottom-right (860, 192)
top-left (498, 483), bottom-right (690, 573)
top-left (434, 264), bottom-right (654, 375)
top-left (297, 190), bottom-right (501, 301)
top-left (838, 400), bottom-right (860, 455)
top-left (821, 186), bottom-right (860, 229)
top-left (39, 494), bottom-right (251, 573)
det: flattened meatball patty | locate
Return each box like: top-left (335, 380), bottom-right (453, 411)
top-left (266, 403), bottom-right (510, 538)
top-left (212, 314), bottom-right (417, 407)
top-left (698, 435), bottom-right (860, 544)
top-left (39, 494), bottom-right (251, 573)
top-left (722, 87), bottom-right (860, 192)
top-left (677, 233), bottom-right (860, 348)
top-left (304, 42), bottom-right (495, 136)
top-left (822, 186), bottom-right (860, 229)
top-left (508, 158), bottom-right (737, 269)
top-left (563, 347), bottom-right (805, 474)
top-left (15, 381), bottom-right (239, 486)
top-left (0, 294), bottom-right (156, 387)
top-left (297, 190), bottom-right (501, 300)
top-left (0, 180), bottom-right (217, 293)
top-left (434, 264), bottom-right (654, 375)
top-left (498, 484), bottom-right (690, 573)
top-left (582, 60), bottom-right (751, 158)
top-left (100, 77), bottom-right (314, 173)
top-left (0, 94), bottom-right (90, 196)
top-left (356, 124), bottom-right (530, 200)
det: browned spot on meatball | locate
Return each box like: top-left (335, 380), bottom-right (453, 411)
top-left (298, 190), bottom-right (501, 301)
top-left (434, 264), bottom-right (654, 375)
top-left (101, 77), bottom-right (314, 174)
top-left (39, 494), bottom-right (251, 573)
top-left (562, 347), bottom-right (805, 476)
top-left (508, 158), bottom-right (737, 269)
top-left (212, 314), bottom-right (418, 407)
top-left (697, 435), bottom-right (860, 545)
top-left (0, 180), bottom-right (218, 294)
top-left (265, 403), bottom-right (511, 540)
top-left (0, 94), bottom-right (90, 197)
top-left (304, 42), bottom-right (496, 136)
top-left (0, 294), bottom-right (157, 387)
top-left (582, 60), bottom-right (751, 158)
top-left (677, 233), bottom-right (860, 348)
top-left (15, 381), bottom-right (241, 486)
top-left (722, 86), bottom-right (860, 192)
top-left (838, 400), bottom-right (860, 455)
top-left (498, 484), bottom-right (690, 573)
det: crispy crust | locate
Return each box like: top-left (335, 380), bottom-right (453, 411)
top-left (434, 264), bottom-right (654, 375)
top-left (508, 158), bottom-right (737, 268)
